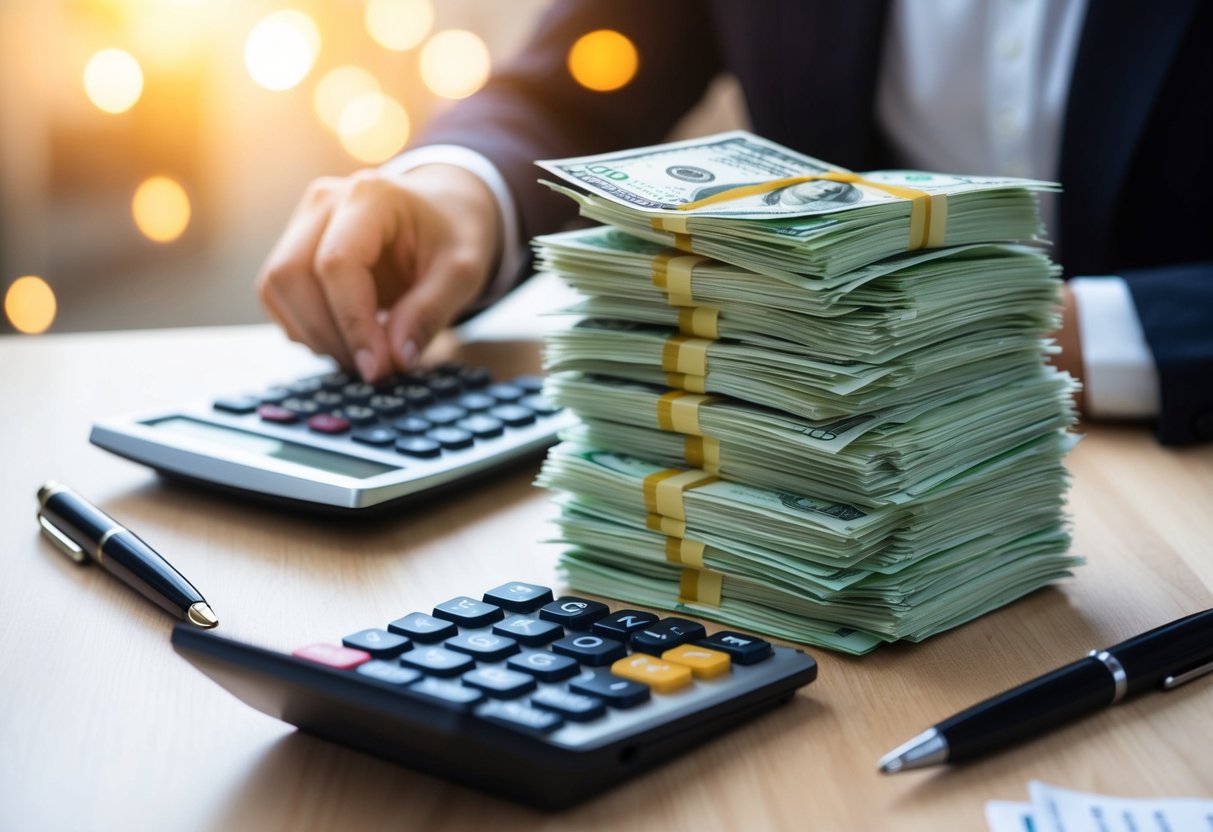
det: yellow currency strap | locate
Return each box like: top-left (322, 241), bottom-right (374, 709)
top-left (669, 171), bottom-right (948, 251)
top-left (661, 335), bottom-right (710, 376)
top-left (678, 567), bottom-right (723, 605)
top-left (678, 306), bottom-right (720, 339)
top-left (656, 390), bottom-right (717, 435)
top-left (665, 371), bottom-right (707, 393)
top-left (664, 536), bottom-right (706, 568)
top-left (651, 251), bottom-right (707, 307)
top-left (641, 468), bottom-right (718, 521)
top-left (684, 435), bottom-right (721, 473)
top-left (646, 513), bottom-right (687, 538)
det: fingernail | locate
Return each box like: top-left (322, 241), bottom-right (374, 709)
top-left (400, 339), bottom-right (418, 369)
top-left (355, 349), bottom-right (377, 381)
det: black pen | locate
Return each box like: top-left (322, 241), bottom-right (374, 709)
top-left (37, 481), bottom-right (218, 628)
top-left (878, 609), bottom-right (1213, 773)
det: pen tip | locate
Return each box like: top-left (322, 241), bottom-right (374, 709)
top-left (187, 602), bottom-right (219, 629)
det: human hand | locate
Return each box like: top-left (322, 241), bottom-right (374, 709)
top-left (256, 163), bottom-right (501, 381)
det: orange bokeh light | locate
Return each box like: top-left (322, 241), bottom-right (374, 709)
top-left (567, 30), bottom-right (638, 92)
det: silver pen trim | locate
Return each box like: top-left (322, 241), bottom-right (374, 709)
top-left (1089, 649), bottom-right (1129, 703)
top-left (877, 727), bottom-right (949, 774)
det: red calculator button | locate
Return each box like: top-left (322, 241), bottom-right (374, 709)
top-left (257, 404), bottom-right (298, 424)
top-left (292, 643), bottom-right (371, 670)
top-left (307, 414), bottom-right (350, 434)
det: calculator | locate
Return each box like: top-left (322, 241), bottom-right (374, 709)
top-left (89, 361), bottom-right (576, 514)
top-left (171, 581), bottom-right (818, 809)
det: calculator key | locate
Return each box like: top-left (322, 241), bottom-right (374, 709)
top-left (569, 673), bottom-right (651, 708)
top-left (530, 687), bottom-right (606, 722)
top-left (662, 644), bottom-right (731, 679)
top-left (312, 390), bottom-right (344, 408)
top-left (506, 651), bottom-right (579, 682)
top-left (592, 609), bottom-right (659, 640)
top-left (538, 597), bottom-right (610, 629)
top-left (550, 634), bottom-right (627, 667)
top-left (288, 378), bottom-right (323, 396)
top-left (307, 413), bottom-right (350, 435)
top-left (318, 371), bottom-right (351, 390)
top-left (406, 677), bottom-right (484, 711)
top-left (433, 596), bottom-right (505, 628)
top-left (400, 646), bottom-right (475, 678)
top-left (395, 437), bottom-right (442, 458)
top-left (630, 618), bottom-right (707, 656)
top-left (259, 386), bottom-right (291, 404)
top-left (456, 415), bottom-right (504, 439)
top-left (475, 700), bottom-right (563, 735)
top-left (351, 427), bottom-right (398, 447)
top-left (280, 397), bottom-right (320, 416)
top-left (394, 385), bottom-right (435, 408)
top-left (445, 632), bottom-right (519, 662)
top-left (426, 426), bottom-right (474, 450)
top-left (213, 396), bottom-right (260, 415)
top-left (342, 628), bottom-right (410, 658)
top-left (292, 643), bottom-right (371, 670)
top-left (357, 661), bottom-right (422, 686)
top-left (341, 382), bottom-right (375, 403)
top-left (427, 376), bottom-right (462, 398)
top-left (341, 405), bottom-right (378, 426)
top-left (458, 366), bottom-right (492, 389)
top-left (391, 416), bottom-right (433, 435)
top-left (456, 392), bottom-right (496, 412)
top-left (488, 404), bottom-right (536, 428)
top-left (521, 394), bottom-right (561, 416)
top-left (482, 582), bottom-right (555, 613)
top-left (486, 383), bottom-right (525, 403)
top-left (433, 361), bottom-right (463, 374)
top-left (388, 612), bottom-right (456, 643)
top-left (422, 404), bottom-right (468, 426)
top-left (511, 375), bottom-right (544, 394)
top-left (493, 616), bottom-right (563, 646)
top-left (696, 631), bottom-right (774, 665)
top-left (257, 404), bottom-right (299, 424)
top-left (461, 667), bottom-right (536, 699)
top-left (610, 654), bottom-right (693, 694)
top-left (368, 394), bottom-right (407, 416)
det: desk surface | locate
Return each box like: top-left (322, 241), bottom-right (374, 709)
top-left (2, 318), bottom-right (1211, 832)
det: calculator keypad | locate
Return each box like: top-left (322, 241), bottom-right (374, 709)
top-left (292, 582), bottom-right (786, 743)
top-left (217, 363), bottom-right (563, 463)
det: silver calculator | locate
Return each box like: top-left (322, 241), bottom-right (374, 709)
top-left (90, 362), bottom-right (575, 514)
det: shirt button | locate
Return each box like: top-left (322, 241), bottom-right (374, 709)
top-left (999, 36), bottom-right (1023, 60)
top-left (998, 109), bottom-right (1022, 138)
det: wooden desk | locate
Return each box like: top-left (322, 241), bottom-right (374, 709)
top-left (2, 322), bottom-right (1211, 831)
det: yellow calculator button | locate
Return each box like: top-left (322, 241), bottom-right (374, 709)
top-left (662, 645), bottom-right (731, 679)
top-left (610, 654), bottom-right (692, 693)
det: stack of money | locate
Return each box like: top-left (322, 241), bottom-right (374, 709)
top-left (533, 131), bottom-right (1081, 655)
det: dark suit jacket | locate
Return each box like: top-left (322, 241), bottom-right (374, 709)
top-left (419, 0), bottom-right (1213, 443)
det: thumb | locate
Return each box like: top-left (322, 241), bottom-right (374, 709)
top-left (385, 248), bottom-right (486, 370)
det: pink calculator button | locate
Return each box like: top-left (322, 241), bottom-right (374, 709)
top-left (292, 643), bottom-right (371, 670)
top-left (257, 404), bottom-right (298, 424)
top-left (307, 414), bottom-right (350, 434)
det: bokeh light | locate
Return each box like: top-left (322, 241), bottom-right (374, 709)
top-left (5, 276), bottom-right (57, 335)
top-left (244, 10), bottom-right (321, 92)
top-left (568, 30), bottom-right (639, 92)
top-left (132, 177), bottom-right (192, 243)
top-left (314, 65), bottom-right (381, 132)
top-left (337, 92), bottom-right (411, 163)
top-left (419, 30), bottom-right (491, 100)
top-left (83, 49), bottom-right (144, 114)
top-left (365, 0), bottom-right (434, 52)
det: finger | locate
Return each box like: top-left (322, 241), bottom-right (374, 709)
top-left (313, 191), bottom-right (398, 381)
top-left (385, 247), bottom-right (485, 370)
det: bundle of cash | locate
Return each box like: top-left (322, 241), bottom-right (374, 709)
top-left (533, 131), bottom-right (1080, 655)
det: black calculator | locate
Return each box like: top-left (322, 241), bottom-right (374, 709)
top-left (89, 362), bottom-right (576, 514)
top-left (171, 581), bottom-right (818, 809)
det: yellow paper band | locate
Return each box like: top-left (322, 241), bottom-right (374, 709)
top-left (673, 171), bottom-right (945, 251)
top-left (685, 435), bottom-right (721, 473)
top-left (677, 306), bottom-right (720, 339)
top-left (642, 468), bottom-right (717, 521)
top-left (665, 372), bottom-right (707, 393)
top-left (661, 335), bottom-right (711, 376)
top-left (651, 252), bottom-right (706, 307)
top-left (656, 390), bottom-right (717, 435)
top-left (664, 536), bottom-right (706, 568)
top-left (652, 214), bottom-right (690, 234)
top-left (678, 567), bottom-right (723, 606)
top-left (646, 513), bottom-right (687, 538)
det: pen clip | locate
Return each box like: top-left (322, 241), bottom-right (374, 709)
top-left (37, 512), bottom-right (89, 564)
top-left (1161, 658), bottom-right (1213, 691)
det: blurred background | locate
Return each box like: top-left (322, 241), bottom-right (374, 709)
top-left (1, 0), bottom-right (744, 338)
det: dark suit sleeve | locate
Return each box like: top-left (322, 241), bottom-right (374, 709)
top-left (1120, 263), bottom-right (1213, 444)
top-left (411, 0), bottom-right (724, 261)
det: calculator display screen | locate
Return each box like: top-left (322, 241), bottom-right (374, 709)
top-left (146, 417), bottom-right (399, 479)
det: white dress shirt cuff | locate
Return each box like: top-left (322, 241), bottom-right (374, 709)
top-left (380, 144), bottom-right (524, 312)
top-left (1071, 276), bottom-right (1159, 419)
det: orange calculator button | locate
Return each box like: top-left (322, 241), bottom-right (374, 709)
top-left (662, 644), bottom-right (731, 679)
top-left (610, 654), bottom-right (692, 694)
